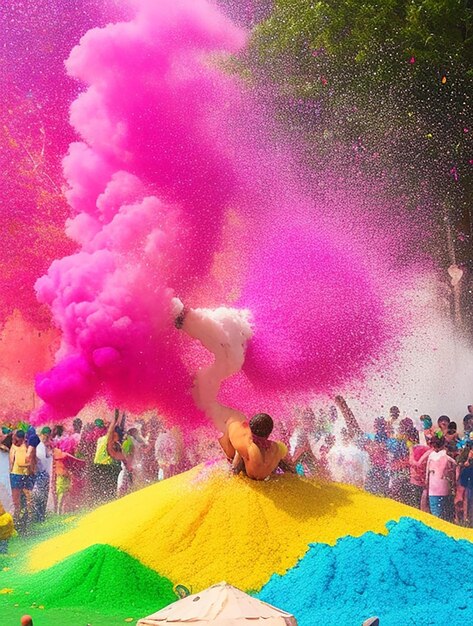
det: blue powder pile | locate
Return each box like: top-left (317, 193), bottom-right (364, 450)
top-left (258, 517), bottom-right (473, 626)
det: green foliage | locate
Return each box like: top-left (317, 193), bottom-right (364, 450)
top-left (245, 0), bottom-right (473, 320)
top-left (254, 0), bottom-right (473, 72)
top-left (248, 0), bottom-right (473, 202)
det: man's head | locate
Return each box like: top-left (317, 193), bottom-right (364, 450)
top-left (399, 417), bottom-right (416, 440)
top-left (437, 415), bottom-right (450, 433)
top-left (468, 405), bottom-right (473, 415)
top-left (20, 615), bottom-right (33, 626)
top-left (389, 406), bottom-right (400, 420)
top-left (28, 434), bottom-right (40, 449)
top-left (0, 432), bottom-right (12, 449)
top-left (40, 426), bottom-right (51, 444)
top-left (447, 421), bottom-right (457, 435)
top-left (373, 417), bottom-right (387, 434)
top-left (13, 429), bottom-right (25, 446)
top-left (430, 434), bottom-right (445, 450)
top-left (249, 413), bottom-right (274, 438)
top-left (420, 415), bottom-right (432, 430)
top-left (464, 414), bottom-right (473, 431)
top-left (72, 418), bottom-right (82, 434)
top-left (52, 424), bottom-right (64, 439)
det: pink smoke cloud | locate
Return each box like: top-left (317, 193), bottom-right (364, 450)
top-left (33, 0), bottom-right (398, 426)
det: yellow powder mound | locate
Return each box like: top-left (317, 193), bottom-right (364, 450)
top-left (30, 463), bottom-right (473, 591)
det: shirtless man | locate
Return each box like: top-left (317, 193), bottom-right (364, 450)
top-left (173, 301), bottom-right (293, 480)
top-left (219, 412), bottom-right (292, 481)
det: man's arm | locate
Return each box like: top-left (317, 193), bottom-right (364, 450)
top-left (410, 448), bottom-right (431, 467)
top-left (106, 410), bottom-right (127, 462)
top-left (231, 451), bottom-right (245, 474)
top-left (334, 396), bottom-right (363, 439)
top-left (218, 431), bottom-right (236, 461)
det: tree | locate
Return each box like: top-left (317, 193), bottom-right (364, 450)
top-left (246, 0), bottom-right (473, 331)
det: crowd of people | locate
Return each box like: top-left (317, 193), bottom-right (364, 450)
top-left (0, 399), bottom-right (472, 543)
top-left (0, 411), bottom-right (191, 536)
top-left (290, 399), bottom-right (473, 526)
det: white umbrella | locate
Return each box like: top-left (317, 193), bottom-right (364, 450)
top-left (137, 582), bottom-right (297, 626)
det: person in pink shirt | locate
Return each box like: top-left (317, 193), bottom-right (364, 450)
top-left (408, 443), bottom-right (431, 512)
top-left (425, 435), bottom-right (456, 521)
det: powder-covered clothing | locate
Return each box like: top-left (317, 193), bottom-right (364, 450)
top-left (429, 495), bottom-right (454, 521)
top-left (9, 444), bottom-right (30, 476)
top-left (0, 450), bottom-right (12, 513)
top-left (409, 445), bottom-right (430, 487)
top-left (459, 464), bottom-right (473, 489)
top-left (365, 438), bottom-right (390, 470)
top-left (426, 450), bottom-right (456, 496)
top-left (94, 435), bottom-right (114, 465)
top-left (388, 437), bottom-right (409, 473)
top-left (32, 470), bottom-right (50, 522)
top-left (36, 441), bottom-right (53, 475)
top-left (53, 448), bottom-right (69, 477)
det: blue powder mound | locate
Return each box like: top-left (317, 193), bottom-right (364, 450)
top-left (257, 517), bottom-right (473, 626)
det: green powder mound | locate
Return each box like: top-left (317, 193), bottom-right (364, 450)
top-left (21, 543), bottom-right (177, 614)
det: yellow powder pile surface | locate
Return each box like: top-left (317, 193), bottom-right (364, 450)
top-left (29, 462), bottom-right (473, 592)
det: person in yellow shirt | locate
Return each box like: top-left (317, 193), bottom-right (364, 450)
top-left (91, 419), bottom-right (120, 504)
top-left (9, 430), bottom-right (34, 528)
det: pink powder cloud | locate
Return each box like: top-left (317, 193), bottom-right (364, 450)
top-left (33, 0), bottom-right (398, 426)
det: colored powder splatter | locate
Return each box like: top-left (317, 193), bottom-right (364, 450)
top-left (258, 518), bottom-right (473, 626)
top-left (31, 0), bottom-right (399, 427)
top-left (17, 544), bottom-right (175, 613)
top-left (29, 464), bottom-right (473, 593)
top-left (32, 0), bottom-right (248, 424)
top-left (0, 1), bottom-right (121, 326)
top-left (239, 220), bottom-right (387, 393)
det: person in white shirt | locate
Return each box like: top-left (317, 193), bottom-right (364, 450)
top-left (32, 427), bottom-right (53, 522)
top-left (155, 426), bottom-right (183, 480)
top-left (0, 429), bottom-right (13, 513)
top-left (327, 428), bottom-right (370, 488)
top-left (289, 408), bottom-right (324, 475)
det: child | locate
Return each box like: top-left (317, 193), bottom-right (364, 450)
top-left (425, 435), bottom-right (456, 521)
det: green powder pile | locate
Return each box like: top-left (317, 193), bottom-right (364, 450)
top-left (21, 544), bottom-right (177, 614)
